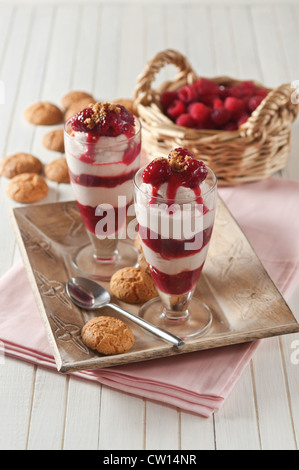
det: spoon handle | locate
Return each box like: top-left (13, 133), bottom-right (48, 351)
top-left (108, 303), bottom-right (185, 350)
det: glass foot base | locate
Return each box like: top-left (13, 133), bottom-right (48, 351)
top-left (138, 296), bottom-right (213, 340)
top-left (71, 240), bottom-right (139, 280)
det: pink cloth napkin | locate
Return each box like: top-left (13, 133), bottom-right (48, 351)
top-left (1, 177), bottom-right (299, 417)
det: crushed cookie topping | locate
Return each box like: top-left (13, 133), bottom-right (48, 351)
top-left (152, 157), bottom-right (167, 163)
top-left (168, 149), bottom-right (191, 172)
top-left (84, 101), bottom-right (122, 130)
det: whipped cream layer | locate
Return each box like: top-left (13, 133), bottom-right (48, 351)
top-left (65, 132), bottom-right (140, 208)
top-left (68, 133), bottom-right (130, 167)
top-left (141, 240), bottom-right (210, 275)
top-left (139, 180), bottom-right (211, 202)
top-left (135, 181), bottom-right (215, 240)
top-left (70, 180), bottom-right (135, 208)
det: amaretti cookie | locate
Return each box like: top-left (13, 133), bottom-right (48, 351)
top-left (24, 102), bottom-right (63, 125)
top-left (42, 128), bottom-right (65, 153)
top-left (44, 157), bottom-right (70, 183)
top-left (0, 152), bottom-right (42, 179)
top-left (61, 90), bottom-right (94, 110)
top-left (64, 97), bottom-right (96, 122)
top-left (110, 267), bottom-right (157, 304)
top-left (81, 316), bottom-right (134, 355)
top-left (6, 173), bottom-right (49, 203)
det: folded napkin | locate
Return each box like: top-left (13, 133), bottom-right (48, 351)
top-left (1, 177), bottom-right (299, 417)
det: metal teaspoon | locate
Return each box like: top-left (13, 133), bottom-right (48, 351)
top-left (66, 276), bottom-right (185, 350)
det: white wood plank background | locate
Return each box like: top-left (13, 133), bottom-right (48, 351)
top-left (0, 1), bottom-right (299, 450)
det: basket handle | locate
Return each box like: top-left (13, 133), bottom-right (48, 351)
top-left (134, 49), bottom-right (197, 106)
top-left (241, 83), bottom-right (298, 137)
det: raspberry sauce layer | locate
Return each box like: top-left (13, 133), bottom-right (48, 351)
top-left (77, 201), bottom-right (131, 236)
top-left (139, 224), bottom-right (213, 259)
top-left (68, 167), bottom-right (138, 188)
top-left (150, 263), bottom-right (205, 295)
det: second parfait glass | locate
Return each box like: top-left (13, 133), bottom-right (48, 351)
top-left (134, 165), bottom-right (217, 340)
top-left (64, 110), bottom-right (141, 280)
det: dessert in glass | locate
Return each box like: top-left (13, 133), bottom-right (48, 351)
top-left (134, 148), bottom-right (217, 339)
top-left (64, 101), bottom-right (141, 280)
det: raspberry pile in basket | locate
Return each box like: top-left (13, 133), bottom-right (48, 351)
top-left (160, 78), bottom-right (268, 131)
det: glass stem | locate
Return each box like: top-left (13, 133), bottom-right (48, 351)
top-left (87, 232), bottom-right (119, 261)
top-left (158, 289), bottom-right (195, 321)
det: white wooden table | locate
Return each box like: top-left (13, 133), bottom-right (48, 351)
top-left (1, 0), bottom-right (299, 450)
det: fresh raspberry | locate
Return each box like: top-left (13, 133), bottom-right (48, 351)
top-left (211, 107), bottom-right (231, 127)
top-left (228, 85), bottom-right (244, 99)
top-left (226, 81), bottom-right (257, 99)
top-left (160, 91), bottom-right (178, 110)
top-left (178, 85), bottom-right (197, 103)
top-left (213, 98), bottom-right (223, 109)
top-left (255, 88), bottom-right (268, 98)
top-left (176, 113), bottom-right (196, 128)
top-left (237, 113), bottom-right (250, 127)
top-left (219, 86), bottom-right (231, 100)
top-left (102, 104), bottom-right (134, 137)
top-left (224, 97), bottom-right (245, 117)
top-left (167, 100), bottom-right (187, 119)
top-left (195, 78), bottom-right (220, 96)
top-left (200, 94), bottom-right (220, 107)
top-left (168, 148), bottom-right (208, 186)
top-left (142, 158), bottom-right (171, 186)
top-left (242, 96), bottom-right (251, 112)
top-left (248, 95), bottom-right (264, 112)
top-left (239, 81), bottom-right (258, 96)
top-left (189, 102), bottom-right (211, 126)
top-left (121, 122), bottom-right (135, 137)
top-left (223, 122), bottom-right (238, 131)
top-left (118, 104), bottom-right (135, 126)
top-left (184, 159), bottom-right (208, 187)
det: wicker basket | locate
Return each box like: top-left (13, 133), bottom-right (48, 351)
top-left (133, 49), bottom-right (298, 186)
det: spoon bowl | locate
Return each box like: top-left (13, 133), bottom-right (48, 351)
top-left (66, 277), bottom-right (185, 350)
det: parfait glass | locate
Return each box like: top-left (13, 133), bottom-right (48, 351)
top-left (64, 117), bottom-right (141, 280)
top-left (134, 166), bottom-right (217, 340)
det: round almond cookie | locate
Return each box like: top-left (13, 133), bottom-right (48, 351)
top-left (0, 152), bottom-right (42, 179)
top-left (110, 267), bottom-right (158, 304)
top-left (24, 102), bottom-right (63, 125)
top-left (44, 157), bottom-right (70, 183)
top-left (64, 97), bottom-right (96, 122)
top-left (6, 173), bottom-right (49, 203)
top-left (81, 316), bottom-right (134, 355)
top-left (42, 128), bottom-right (65, 153)
top-left (61, 90), bottom-right (94, 110)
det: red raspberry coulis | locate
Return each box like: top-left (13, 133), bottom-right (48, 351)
top-left (70, 102), bottom-right (135, 141)
top-left (142, 148), bottom-right (208, 201)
